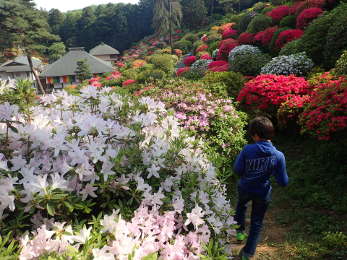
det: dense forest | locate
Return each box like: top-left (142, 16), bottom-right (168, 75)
top-left (0, 0), bottom-right (267, 62)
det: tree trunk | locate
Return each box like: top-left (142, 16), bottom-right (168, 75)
top-left (27, 54), bottom-right (45, 94)
top-left (168, 0), bottom-right (173, 54)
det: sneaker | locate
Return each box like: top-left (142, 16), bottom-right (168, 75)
top-left (236, 232), bottom-right (248, 242)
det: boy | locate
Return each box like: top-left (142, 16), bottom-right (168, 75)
top-left (233, 116), bottom-right (289, 260)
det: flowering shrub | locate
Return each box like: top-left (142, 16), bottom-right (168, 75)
top-left (196, 44), bottom-right (209, 53)
top-left (0, 86), bottom-right (239, 258)
top-left (208, 60), bottom-right (229, 72)
top-left (296, 7), bottom-right (323, 29)
top-left (228, 45), bottom-right (262, 62)
top-left (266, 5), bottom-right (291, 22)
top-left (254, 26), bottom-right (278, 47)
top-left (191, 59), bottom-right (213, 77)
top-left (261, 52), bottom-right (314, 76)
top-left (122, 79), bottom-right (137, 86)
top-left (275, 29), bottom-right (304, 49)
top-left (132, 59), bottom-right (147, 68)
top-left (277, 95), bottom-right (311, 127)
top-left (291, 0), bottom-right (326, 15)
top-left (229, 53), bottom-right (271, 76)
top-left (246, 14), bottom-right (273, 34)
top-left (183, 56), bottom-right (197, 66)
top-left (218, 39), bottom-right (239, 60)
top-left (299, 75), bottom-right (347, 140)
top-left (222, 28), bottom-right (238, 39)
top-left (212, 49), bottom-right (219, 59)
top-left (176, 67), bottom-right (190, 77)
top-left (335, 50), bottom-right (347, 76)
top-left (201, 54), bottom-right (212, 60)
top-left (237, 74), bottom-right (310, 114)
top-left (238, 32), bottom-right (255, 44)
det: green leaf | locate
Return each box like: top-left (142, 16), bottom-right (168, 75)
top-left (46, 203), bottom-right (55, 216)
top-left (8, 125), bottom-right (18, 133)
top-left (142, 252), bottom-right (158, 260)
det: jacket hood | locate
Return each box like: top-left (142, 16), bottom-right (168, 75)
top-left (255, 141), bottom-right (274, 156)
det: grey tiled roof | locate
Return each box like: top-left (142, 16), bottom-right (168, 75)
top-left (41, 47), bottom-right (114, 77)
top-left (0, 56), bottom-right (42, 72)
top-left (89, 43), bottom-right (120, 55)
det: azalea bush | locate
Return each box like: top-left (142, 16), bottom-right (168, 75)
top-left (190, 59), bottom-right (213, 78)
top-left (266, 5), bottom-right (291, 22)
top-left (299, 74), bottom-right (347, 140)
top-left (229, 52), bottom-right (271, 76)
top-left (237, 74), bottom-right (310, 116)
top-left (275, 29), bottom-right (304, 49)
top-left (246, 14), bottom-right (273, 33)
top-left (334, 50), bottom-right (347, 76)
top-left (0, 85), bottom-right (239, 258)
top-left (228, 45), bottom-right (262, 62)
top-left (261, 52), bottom-right (314, 76)
top-left (134, 79), bottom-right (247, 181)
top-left (296, 7), bottom-right (323, 29)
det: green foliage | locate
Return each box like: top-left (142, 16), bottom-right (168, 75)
top-left (334, 50), bottom-right (347, 76)
top-left (74, 59), bottom-right (92, 82)
top-left (148, 54), bottom-right (175, 74)
top-left (182, 32), bottom-right (197, 42)
top-left (208, 41), bottom-right (220, 54)
top-left (200, 239), bottom-right (229, 260)
top-left (47, 42), bottom-right (66, 63)
top-left (278, 39), bottom-right (302, 56)
top-left (238, 12), bottom-right (256, 32)
top-left (153, 0), bottom-right (182, 35)
top-left (0, 232), bottom-right (19, 259)
top-left (182, 0), bottom-right (208, 29)
top-left (279, 15), bottom-right (296, 28)
top-left (229, 52), bottom-right (271, 76)
top-left (173, 39), bottom-right (193, 52)
top-left (202, 71), bottom-right (246, 98)
top-left (246, 14), bottom-right (273, 33)
top-left (298, 3), bottom-right (347, 69)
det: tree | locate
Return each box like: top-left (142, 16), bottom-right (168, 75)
top-left (0, 0), bottom-right (59, 94)
top-left (48, 8), bottom-right (65, 35)
top-left (181, 0), bottom-right (207, 29)
top-left (75, 59), bottom-right (92, 82)
top-left (47, 42), bottom-right (66, 63)
top-left (152, 0), bottom-right (182, 35)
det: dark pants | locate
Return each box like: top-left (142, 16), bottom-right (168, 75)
top-left (234, 187), bottom-right (271, 257)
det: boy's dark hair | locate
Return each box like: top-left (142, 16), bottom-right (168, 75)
top-left (249, 116), bottom-right (274, 140)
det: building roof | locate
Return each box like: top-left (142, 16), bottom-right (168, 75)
top-left (41, 47), bottom-right (114, 77)
top-left (0, 56), bottom-right (42, 73)
top-left (89, 42), bottom-right (120, 56)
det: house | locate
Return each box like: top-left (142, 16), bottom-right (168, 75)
top-left (89, 42), bottom-right (120, 63)
top-left (0, 56), bottom-right (42, 82)
top-left (40, 47), bottom-right (114, 89)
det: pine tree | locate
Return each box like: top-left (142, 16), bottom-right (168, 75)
top-left (0, 0), bottom-right (59, 94)
top-left (181, 0), bottom-right (208, 29)
top-left (75, 59), bottom-right (92, 82)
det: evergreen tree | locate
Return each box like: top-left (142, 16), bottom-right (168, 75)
top-left (0, 0), bottom-right (59, 94)
top-left (182, 0), bottom-right (208, 29)
top-left (152, 0), bottom-right (182, 36)
top-left (47, 42), bottom-right (66, 63)
top-left (75, 59), bottom-right (92, 82)
top-left (48, 8), bottom-right (65, 35)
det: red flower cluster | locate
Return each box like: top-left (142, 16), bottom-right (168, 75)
top-left (176, 67), bottom-right (190, 77)
top-left (238, 32), bottom-right (255, 45)
top-left (183, 56), bottom-right (197, 66)
top-left (275, 29), bottom-right (304, 49)
top-left (196, 44), bottom-right (209, 53)
top-left (296, 7), bottom-right (323, 29)
top-left (208, 61), bottom-right (229, 72)
top-left (290, 0), bottom-right (326, 15)
top-left (255, 26), bottom-right (278, 46)
top-left (200, 54), bottom-right (212, 60)
top-left (237, 74), bottom-right (310, 111)
top-left (116, 61), bottom-right (125, 67)
top-left (106, 71), bottom-right (122, 80)
top-left (266, 5), bottom-right (291, 21)
top-left (300, 75), bottom-right (347, 140)
top-left (218, 39), bottom-right (239, 60)
top-left (222, 28), bottom-right (238, 39)
top-left (122, 79), bottom-right (137, 86)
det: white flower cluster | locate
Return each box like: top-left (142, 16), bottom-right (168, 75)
top-left (212, 49), bottom-right (219, 59)
top-left (0, 79), bottom-right (16, 95)
top-left (191, 59), bottom-right (213, 76)
top-left (261, 52), bottom-right (314, 76)
top-left (0, 86), bottom-right (236, 258)
top-left (228, 45), bottom-right (262, 62)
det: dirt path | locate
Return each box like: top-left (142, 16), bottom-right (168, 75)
top-left (231, 208), bottom-right (293, 259)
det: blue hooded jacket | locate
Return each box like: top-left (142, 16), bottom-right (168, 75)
top-left (233, 141), bottom-right (288, 197)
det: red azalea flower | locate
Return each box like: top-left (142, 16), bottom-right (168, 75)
top-left (238, 32), bottom-right (255, 45)
top-left (196, 45), bottom-right (209, 53)
top-left (296, 7), bottom-right (323, 29)
top-left (200, 54), bottom-right (212, 60)
top-left (275, 29), bottom-right (304, 49)
top-left (122, 79), bottom-right (137, 86)
top-left (176, 67), bottom-right (190, 76)
top-left (218, 39), bottom-right (239, 60)
top-left (267, 5), bottom-right (291, 21)
top-left (222, 28), bottom-right (238, 39)
top-left (183, 56), bottom-right (197, 66)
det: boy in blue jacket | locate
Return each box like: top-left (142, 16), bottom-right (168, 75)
top-left (233, 116), bottom-right (289, 260)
